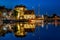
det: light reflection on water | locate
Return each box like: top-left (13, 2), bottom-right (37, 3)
top-left (0, 23), bottom-right (60, 40)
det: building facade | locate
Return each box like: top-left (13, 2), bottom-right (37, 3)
top-left (14, 5), bottom-right (27, 20)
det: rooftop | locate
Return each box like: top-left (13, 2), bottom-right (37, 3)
top-left (15, 5), bottom-right (26, 8)
top-left (24, 10), bottom-right (34, 14)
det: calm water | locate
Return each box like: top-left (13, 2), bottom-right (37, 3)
top-left (0, 24), bottom-right (60, 40)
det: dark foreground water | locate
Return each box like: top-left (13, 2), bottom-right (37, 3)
top-left (0, 24), bottom-right (60, 40)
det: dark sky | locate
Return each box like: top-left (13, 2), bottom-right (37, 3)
top-left (0, 0), bottom-right (60, 15)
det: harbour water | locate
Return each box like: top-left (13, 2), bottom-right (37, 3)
top-left (0, 23), bottom-right (60, 40)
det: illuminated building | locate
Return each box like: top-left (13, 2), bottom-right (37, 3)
top-left (24, 10), bottom-right (36, 20)
top-left (7, 9), bottom-right (12, 17)
top-left (0, 6), bottom-right (7, 17)
top-left (14, 5), bottom-right (27, 20)
top-left (14, 5), bottom-right (35, 20)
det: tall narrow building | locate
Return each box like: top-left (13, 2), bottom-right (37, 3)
top-left (14, 5), bottom-right (27, 19)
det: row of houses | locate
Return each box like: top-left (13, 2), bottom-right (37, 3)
top-left (0, 5), bottom-right (36, 20)
top-left (14, 5), bottom-right (36, 20)
top-left (0, 5), bottom-right (36, 37)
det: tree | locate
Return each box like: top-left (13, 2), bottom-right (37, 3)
top-left (12, 10), bottom-right (18, 18)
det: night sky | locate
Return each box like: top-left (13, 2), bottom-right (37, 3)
top-left (0, 0), bottom-right (60, 15)
top-left (0, 0), bottom-right (60, 40)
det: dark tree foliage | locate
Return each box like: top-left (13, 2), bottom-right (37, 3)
top-left (12, 10), bottom-right (18, 17)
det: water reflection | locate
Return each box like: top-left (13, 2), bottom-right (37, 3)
top-left (0, 22), bottom-right (36, 37)
top-left (0, 19), bottom-right (60, 37)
